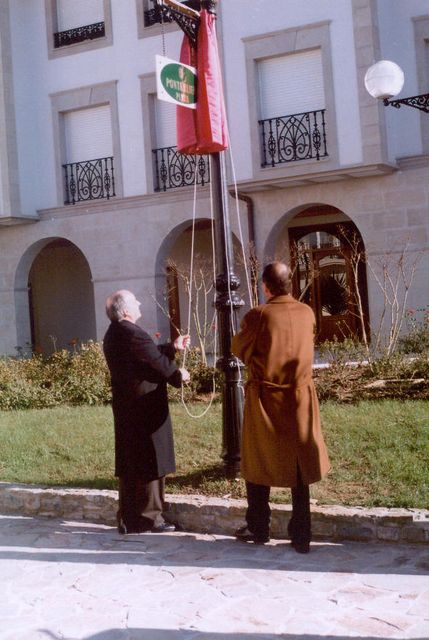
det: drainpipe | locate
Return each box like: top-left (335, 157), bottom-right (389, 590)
top-left (230, 190), bottom-right (259, 306)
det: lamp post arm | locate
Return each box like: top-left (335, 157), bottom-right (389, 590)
top-left (383, 93), bottom-right (429, 114)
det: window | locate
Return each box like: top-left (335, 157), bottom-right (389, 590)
top-left (141, 73), bottom-right (210, 192)
top-left (62, 105), bottom-right (115, 205)
top-left (57, 0), bottom-right (104, 31)
top-left (244, 22), bottom-right (338, 178)
top-left (154, 98), bottom-right (176, 150)
top-left (64, 105), bottom-right (113, 164)
top-left (257, 49), bottom-right (328, 167)
top-left (137, 0), bottom-right (200, 39)
top-left (45, 0), bottom-right (113, 58)
top-left (151, 96), bottom-right (210, 191)
top-left (50, 81), bottom-right (122, 206)
top-left (413, 15), bottom-right (429, 153)
top-left (258, 50), bottom-right (325, 120)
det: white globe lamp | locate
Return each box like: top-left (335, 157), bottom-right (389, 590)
top-left (364, 60), bottom-right (405, 100)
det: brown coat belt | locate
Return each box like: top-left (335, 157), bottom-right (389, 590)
top-left (246, 377), bottom-right (310, 391)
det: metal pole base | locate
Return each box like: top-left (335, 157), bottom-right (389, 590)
top-left (218, 355), bottom-right (243, 478)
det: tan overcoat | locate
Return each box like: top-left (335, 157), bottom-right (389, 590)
top-left (232, 295), bottom-right (330, 487)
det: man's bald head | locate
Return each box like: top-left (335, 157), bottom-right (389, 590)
top-left (262, 262), bottom-right (292, 297)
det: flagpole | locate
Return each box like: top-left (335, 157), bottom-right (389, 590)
top-left (152, 0), bottom-right (243, 477)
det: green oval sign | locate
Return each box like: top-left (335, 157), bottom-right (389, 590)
top-left (160, 63), bottom-right (197, 106)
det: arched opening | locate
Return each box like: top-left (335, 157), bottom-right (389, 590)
top-left (26, 239), bottom-right (96, 354)
top-left (288, 207), bottom-right (369, 343)
top-left (156, 219), bottom-right (247, 361)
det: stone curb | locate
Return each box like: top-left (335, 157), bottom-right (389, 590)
top-left (1, 482), bottom-right (428, 544)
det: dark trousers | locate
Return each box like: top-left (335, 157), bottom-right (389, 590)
top-left (245, 466), bottom-right (311, 544)
top-left (117, 476), bottom-right (166, 531)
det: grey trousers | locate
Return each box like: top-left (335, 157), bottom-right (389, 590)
top-left (117, 476), bottom-right (166, 531)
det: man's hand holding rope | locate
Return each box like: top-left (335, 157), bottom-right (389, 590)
top-left (174, 334), bottom-right (191, 383)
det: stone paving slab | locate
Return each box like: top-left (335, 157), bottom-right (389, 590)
top-left (1, 514), bottom-right (429, 640)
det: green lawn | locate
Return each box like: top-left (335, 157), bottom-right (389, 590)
top-left (0, 400), bottom-right (428, 509)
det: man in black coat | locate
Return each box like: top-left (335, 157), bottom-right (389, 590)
top-left (103, 289), bottom-right (190, 534)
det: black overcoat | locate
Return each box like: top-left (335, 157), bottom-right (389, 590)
top-left (103, 320), bottom-right (182, 480)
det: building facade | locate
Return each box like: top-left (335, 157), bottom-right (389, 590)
top-left (0, 0), bottom-right (428, 355)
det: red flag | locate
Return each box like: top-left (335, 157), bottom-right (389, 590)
top-left (177, 9), bottom-right (229, 155)
top-left (176, 36), bottom-right (198, 154)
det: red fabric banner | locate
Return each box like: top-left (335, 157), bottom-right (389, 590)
top-left (176, 9), bottom-right (229, 155)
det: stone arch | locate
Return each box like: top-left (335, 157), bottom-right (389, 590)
top-left (263, 203), bottom-right (354, 262)
top-left (154, 219), bottom-right (247, 346)
top-left (14, 237), bottom-right (96, 354)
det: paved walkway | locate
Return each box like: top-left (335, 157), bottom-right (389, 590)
top-left (1, 514), bottom-right (429, 640)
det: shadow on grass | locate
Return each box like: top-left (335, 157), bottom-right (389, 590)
top-left (41, 478), bottom-right (118, 491)
top-left (167, 464), bottom-right (227, 490)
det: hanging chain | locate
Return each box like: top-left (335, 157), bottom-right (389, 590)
top-left (160, 0), bottom-right (166, 57)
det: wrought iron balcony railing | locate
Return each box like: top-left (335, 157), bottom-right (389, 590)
top-left (54, 21), bottom-right (105, 48)
top-left (144, 0), bottom-right (201, 27)
top-left (63, 157), bottom-right (115, 205)
top-left (153, 146), bottom-right (210, 192)
top-left (259, 108), bottom-right (328, 168)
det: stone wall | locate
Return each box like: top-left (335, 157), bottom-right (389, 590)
top-left (1, 482), bottom-right (428, 544)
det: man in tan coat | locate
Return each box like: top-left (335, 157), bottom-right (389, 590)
top-left (231, 262), bottom-right (330, 553)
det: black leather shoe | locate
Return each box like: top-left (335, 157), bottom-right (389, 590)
top-left (291, 540), bottom-right (310, 554)
top-left (150, 522), bottom-right (176, 533)
top-left (234, 525), bottom-right (270, 545)
top-left (118, 523), bottom-right (147, 534)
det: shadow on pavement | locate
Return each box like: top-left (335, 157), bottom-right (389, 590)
top-left (1, 515), bottom-right (428, 576)
top-left (39, 629), bottom-right (421, 640)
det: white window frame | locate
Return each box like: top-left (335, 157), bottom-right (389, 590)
top-left (45, 0), bottom-right (113, 59)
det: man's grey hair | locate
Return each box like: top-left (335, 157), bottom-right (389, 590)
top-left (105, 290), bottom-right (132, 321)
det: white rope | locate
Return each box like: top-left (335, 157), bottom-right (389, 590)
top-left (179, 141), bottom-right (253, 412)
top-left (219, 151), bottom-right (238, 337)
top-left (180, 155), bottom-right (218, 419)
top-left (223, 141), bottom-right (252, 400)
top-left (218, 151), bottom-right (247, 400)
top-left (185, 173), bottom-right (198, 340)
top-left (226, 134), bottom-right (255, 310)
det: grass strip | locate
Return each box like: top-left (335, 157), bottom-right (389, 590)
top-left (0, 400), bottom-right (428, 509)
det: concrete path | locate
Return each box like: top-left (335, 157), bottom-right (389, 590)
top-left (1, 515), bottom-right (429, 640)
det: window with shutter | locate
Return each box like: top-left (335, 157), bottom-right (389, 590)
top-left (154, 99), bottom-right (177, 150)
top-left (46, 0), bottom-right (112, 56)
top-left (258, 49), bottom-right (325, 120)
top-left (62, 105), bottom-right (115, 204)
top-left (64, 105), bottom-right (113, 164)
top-left (56, 0), bottom-right (104, 31)
top-left (257, 49), bottom-right (328, 167)
top-left (245, 22), bottom-right (336, 176)
top-left (413, 16), bottom-right (429, 153)
top-left (150, 94), bottom-right (210, 192)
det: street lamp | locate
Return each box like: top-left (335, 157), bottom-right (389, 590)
top-left (151, 0), bottom-right (244, 477)
top-left (365, 60), bottom-right (429, 113)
